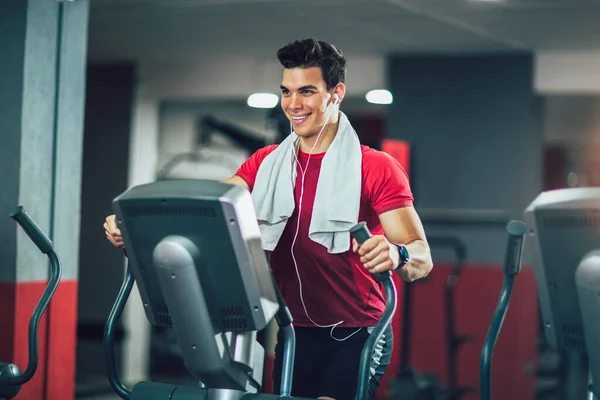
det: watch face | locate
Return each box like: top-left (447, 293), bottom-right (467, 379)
top-left (397, 244), bottom-right (409, 264)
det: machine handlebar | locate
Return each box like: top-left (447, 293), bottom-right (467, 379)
top-left (0, 206), bottom-right (61, 399)
top-left (350, 222), bottom-right (397, 400)
top-left (350, 222), bottom-right (392, 282)
top-left (504, 220), bottom-right (526, 276)
top-left (10, 206), bottom-right (54, 254)
top-left (480, 220), bottom-right (526, 400)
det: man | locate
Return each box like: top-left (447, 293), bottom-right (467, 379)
top-left (104, 38), bottom-right (433, 400)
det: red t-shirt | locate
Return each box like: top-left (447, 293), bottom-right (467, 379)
top-left (236, 145), bottom-right (413, 327)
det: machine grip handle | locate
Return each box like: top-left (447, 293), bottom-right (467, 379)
top-left (10, 206), bottom-right (53, 254)
top-left (350, 222), bottom-right (371, 245)
top-left (504, 220), bottom-right (526, 276)
top-left (350, 222), bottom-right (391, 282)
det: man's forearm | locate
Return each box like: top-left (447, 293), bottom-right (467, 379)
top-left (397, 239), bottom-right (433, 282)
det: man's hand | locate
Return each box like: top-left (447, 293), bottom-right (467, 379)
top-left (104, 214), bottom-right (124, 248)
top-left (352, 235), bottom-right (400, 274)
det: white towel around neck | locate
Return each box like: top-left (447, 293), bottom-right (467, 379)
top-left (251, 111), bottom-right (362, 254)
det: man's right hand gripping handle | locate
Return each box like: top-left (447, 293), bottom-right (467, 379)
top-left (104, 214), bottom-right (125, 248)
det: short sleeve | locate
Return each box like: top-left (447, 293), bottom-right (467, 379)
top-left (363, 150), bottom-right (414, 215)
top-left (235, 145), bottom-right (278, 192)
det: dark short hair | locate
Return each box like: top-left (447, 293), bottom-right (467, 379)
top-left (276, 38), bottom-right (347, 90)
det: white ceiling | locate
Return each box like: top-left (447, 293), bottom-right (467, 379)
top-left (88, 0), bottom-right (600, 64)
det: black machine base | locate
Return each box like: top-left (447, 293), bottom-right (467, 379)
top-left (129, 382), bottom-right (314, 400)
top-left (0, 362), bottom-right (22, 399)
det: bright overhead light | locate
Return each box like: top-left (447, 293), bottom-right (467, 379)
top-left (365, 89), bottom-right (393, 105)
top-left (247, 92), bottom-right (279, 109)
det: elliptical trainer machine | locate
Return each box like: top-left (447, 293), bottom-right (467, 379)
top-left (103, 179), bottom-right (398, 400)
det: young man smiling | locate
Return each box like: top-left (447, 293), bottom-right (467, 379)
top-left (104, 38), bottom-right (432, 399)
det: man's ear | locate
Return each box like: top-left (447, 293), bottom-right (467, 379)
top-left (332, 83), bottom-right (346, 104)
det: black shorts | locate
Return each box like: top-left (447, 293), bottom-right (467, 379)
top-left (272, 325), bottom-right (393, 400)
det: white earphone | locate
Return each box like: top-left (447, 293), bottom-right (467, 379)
top-left (288, 88), bottom-right (361, 341)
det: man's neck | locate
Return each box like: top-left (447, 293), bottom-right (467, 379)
top-left (298, 114), bottom-right (340, 154)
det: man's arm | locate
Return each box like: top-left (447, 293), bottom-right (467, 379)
top-left (221, 175), bottom-right (250, 190)
top-left (379, 207), bottom-right (432, 282)
top-left (353, 206), bottom-right (433, 282)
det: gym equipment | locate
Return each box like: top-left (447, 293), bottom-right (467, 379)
top-left (0, 207), bottom-right (62, 399)
top-left (383, 236), bottom-right (474, 400)
top-left (104, 179), bottom-right (397, 400)
top-left (480, 220), bottom-right (526, 400)
top-left (198, 115), bottom-right (270, 154)
top-left (158, 116), bottom-right (270, 180)
top-left (524, 188), bottom-right (600, 400)
top-left (433, 237), bottom-right (476, 400)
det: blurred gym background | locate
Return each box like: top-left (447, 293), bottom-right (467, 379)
top-left (2, 1), bottom-right (600, 399)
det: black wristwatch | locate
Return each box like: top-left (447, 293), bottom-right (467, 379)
top-left (394, 244), bottom-right (410, 269)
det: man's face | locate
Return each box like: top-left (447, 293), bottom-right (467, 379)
top-left (280, 67), bottom-right (335, 139)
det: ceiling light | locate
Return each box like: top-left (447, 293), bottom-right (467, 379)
top-left (365, 89), bottom-right (393, 105)
top-left (247, 93), bottom-right (279, 109)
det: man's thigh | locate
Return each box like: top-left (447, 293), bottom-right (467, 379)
top-left (318, 325), bottom-right (394, 400)
top-left (273, 327), bottom-right (326, 398)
